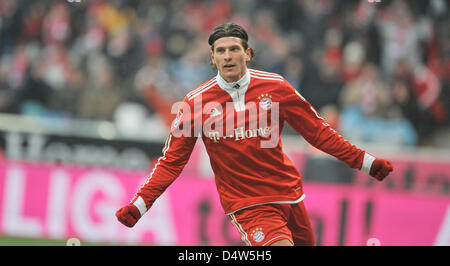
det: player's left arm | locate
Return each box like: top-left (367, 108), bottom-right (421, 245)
top-left (280, 82), bottom-right (393, 181)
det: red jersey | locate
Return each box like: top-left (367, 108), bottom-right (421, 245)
top-left (130, 69), bottom-right (374, 215)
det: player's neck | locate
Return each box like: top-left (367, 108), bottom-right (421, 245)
top-left (217, 69), bottom-right (250, 90)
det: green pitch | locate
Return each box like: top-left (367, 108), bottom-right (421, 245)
top-left (0, 235), bottom-right (114, 246)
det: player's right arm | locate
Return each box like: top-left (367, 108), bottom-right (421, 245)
top-left (116, 97), bottom-right (198, 227)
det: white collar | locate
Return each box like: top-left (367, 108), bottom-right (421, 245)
top-left (216, 69), bottom-right (250, 91)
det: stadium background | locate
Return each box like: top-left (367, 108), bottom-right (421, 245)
top-left (0, 0), bottom-right (449, 246)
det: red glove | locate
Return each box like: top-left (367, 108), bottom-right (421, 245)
top-left (369, 159), bottom-right (393, 181)
top-left (116, 205), bottom-right (141, 228)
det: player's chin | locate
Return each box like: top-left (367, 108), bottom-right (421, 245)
top-left (221, 68), bottom-right (239, 80)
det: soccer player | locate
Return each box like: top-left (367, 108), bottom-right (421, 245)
top-left (116, 23), bottom-right (393, 246)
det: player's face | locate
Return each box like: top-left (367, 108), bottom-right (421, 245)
top-left (210, 37), bottom-right (251, 83)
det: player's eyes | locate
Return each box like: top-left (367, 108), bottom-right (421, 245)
top-left (216, 47), bottom-right (240, 53)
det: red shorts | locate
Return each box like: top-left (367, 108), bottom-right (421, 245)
top-left (228, 201), bottom-right (315, 246)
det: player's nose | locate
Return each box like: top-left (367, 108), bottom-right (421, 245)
top-left (224, 50), bottom-right (232, 60)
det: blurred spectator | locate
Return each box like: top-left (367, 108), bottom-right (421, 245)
top-left (375, 0), bottom-right (432, 78)
top-left (77, 55), bottom-right (123, 120)
top-left (42, 1), bottom-right (71, 46)
top-left (340, 63), bottom-right (390, 118)
top-left (392, 59), bottom-right (447, 144)
top-left (341, 41), bottom-right (365, 83)
top-left (339, 63), bottom-right (418, 146)
top-left (133, 56), bottom-right (177, 126)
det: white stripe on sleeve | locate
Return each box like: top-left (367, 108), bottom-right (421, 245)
top-left (133, 196), bottom-right (147, 216)
top-left (361, 152), bottom-right (376, 174)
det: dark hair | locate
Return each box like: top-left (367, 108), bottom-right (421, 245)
top-left (208, 22), bottom-right (255, 59)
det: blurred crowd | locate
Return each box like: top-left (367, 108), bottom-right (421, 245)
top-left (0, 0), bottom-right (448, 147)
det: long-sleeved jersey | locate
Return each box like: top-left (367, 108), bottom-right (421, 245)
top-left (130, 69), bottom-right (375, 215)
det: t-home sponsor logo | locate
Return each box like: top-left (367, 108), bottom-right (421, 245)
top-left (170, 95), bottom-right (280, 148)
top-left (208, 126), bottom-right (272, 143)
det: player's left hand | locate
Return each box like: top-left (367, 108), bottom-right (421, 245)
top-left (369, 158), bottom-right (393, 181)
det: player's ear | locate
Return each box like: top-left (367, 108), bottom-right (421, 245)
top-left (210, 48), bottom-right (216, 65)
top-left (245, 48), bottom-right (251, 63)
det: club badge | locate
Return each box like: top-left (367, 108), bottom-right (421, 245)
top-left (250, 227), bottom-right (265, 243)
top-left (258, 94), bottom-right (273, 110)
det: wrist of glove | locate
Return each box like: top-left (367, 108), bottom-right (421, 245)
top-left (116, 204), bottom-right (142, 228)
top-left (369, 158), bottom-right (393, 181)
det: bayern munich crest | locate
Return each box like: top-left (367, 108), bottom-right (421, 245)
top-left (250, 227), bottom-right (265, 243)
top-left (258, 94), bottom-right (273, 110)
